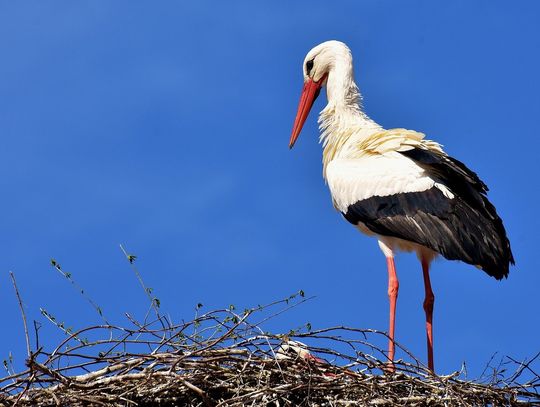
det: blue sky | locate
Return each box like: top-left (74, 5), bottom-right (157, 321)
top-left (1, 1), bottom-right (538, 377)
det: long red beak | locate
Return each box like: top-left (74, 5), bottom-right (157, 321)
top-left (289, 76), bottom-right (325, 149)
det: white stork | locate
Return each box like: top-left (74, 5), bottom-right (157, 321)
top-left (289, 40), bottom-right (514, 373)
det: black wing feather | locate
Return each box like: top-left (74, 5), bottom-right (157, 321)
top-left (343, 147), bottom-right (514, 280)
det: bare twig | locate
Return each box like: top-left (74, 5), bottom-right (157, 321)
top-left (9, 271), bottom-right (31, 359)
top-left (119, 244), bottom-right (161, 322)
top-left (50, 259), bottom-right (110, 325)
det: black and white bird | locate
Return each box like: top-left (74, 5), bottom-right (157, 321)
top-left (289, 40), bottom-right (514, 373)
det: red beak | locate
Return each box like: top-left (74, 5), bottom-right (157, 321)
top-left (289, 75), bottom-right (326, 149)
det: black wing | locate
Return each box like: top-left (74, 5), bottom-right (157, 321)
top-left (343, 147), bottom-right (514, 280)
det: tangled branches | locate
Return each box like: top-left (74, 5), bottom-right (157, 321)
top-left (0, 293), bottom-right (538, 406)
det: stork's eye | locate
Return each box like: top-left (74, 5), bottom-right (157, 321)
top-left (306, 59), bottom-right (314, 75)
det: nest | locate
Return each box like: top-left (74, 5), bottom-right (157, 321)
top-left (0, 293), bottom-right (538, 407)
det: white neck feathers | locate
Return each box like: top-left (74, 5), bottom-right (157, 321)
top-left (317, 51), bottom-right (381, 175)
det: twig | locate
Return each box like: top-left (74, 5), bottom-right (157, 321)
top-left (119, 244), bottom-right (161, 322)
top-left (9, 271), bottom-right (31, 359)
top-left (49, 259), bottom-right (110, 325)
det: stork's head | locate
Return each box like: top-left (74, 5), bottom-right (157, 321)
top-left (289, 40), bottom-right (353, 149)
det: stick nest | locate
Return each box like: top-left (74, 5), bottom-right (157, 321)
top-left (1, 295), bottom-right (538, 406)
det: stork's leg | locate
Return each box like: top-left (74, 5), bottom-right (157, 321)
top-left (386, 256), bottom-right (399, 370)
top-left (421, 258), bottom-right (435, 372)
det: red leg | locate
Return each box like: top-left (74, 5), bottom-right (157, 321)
top-left (386, 256), bottom-right (399, 371)
top-left (421, 259), bottom-right (435, 372)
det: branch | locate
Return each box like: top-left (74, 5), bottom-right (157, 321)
top-left (9, 271), bottom-right (31, 359)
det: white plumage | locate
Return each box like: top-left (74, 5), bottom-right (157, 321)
top-left (327, 154), bottom-right (454, 213)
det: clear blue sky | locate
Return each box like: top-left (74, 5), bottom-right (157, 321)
top-left (1, 1), bottom-right (538, 376)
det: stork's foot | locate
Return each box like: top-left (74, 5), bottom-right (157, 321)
top-left (384, 360), bottom-right (396, 374)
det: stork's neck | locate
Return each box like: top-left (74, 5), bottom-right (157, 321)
top-left (318, 64), bottom-right (381, 175)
